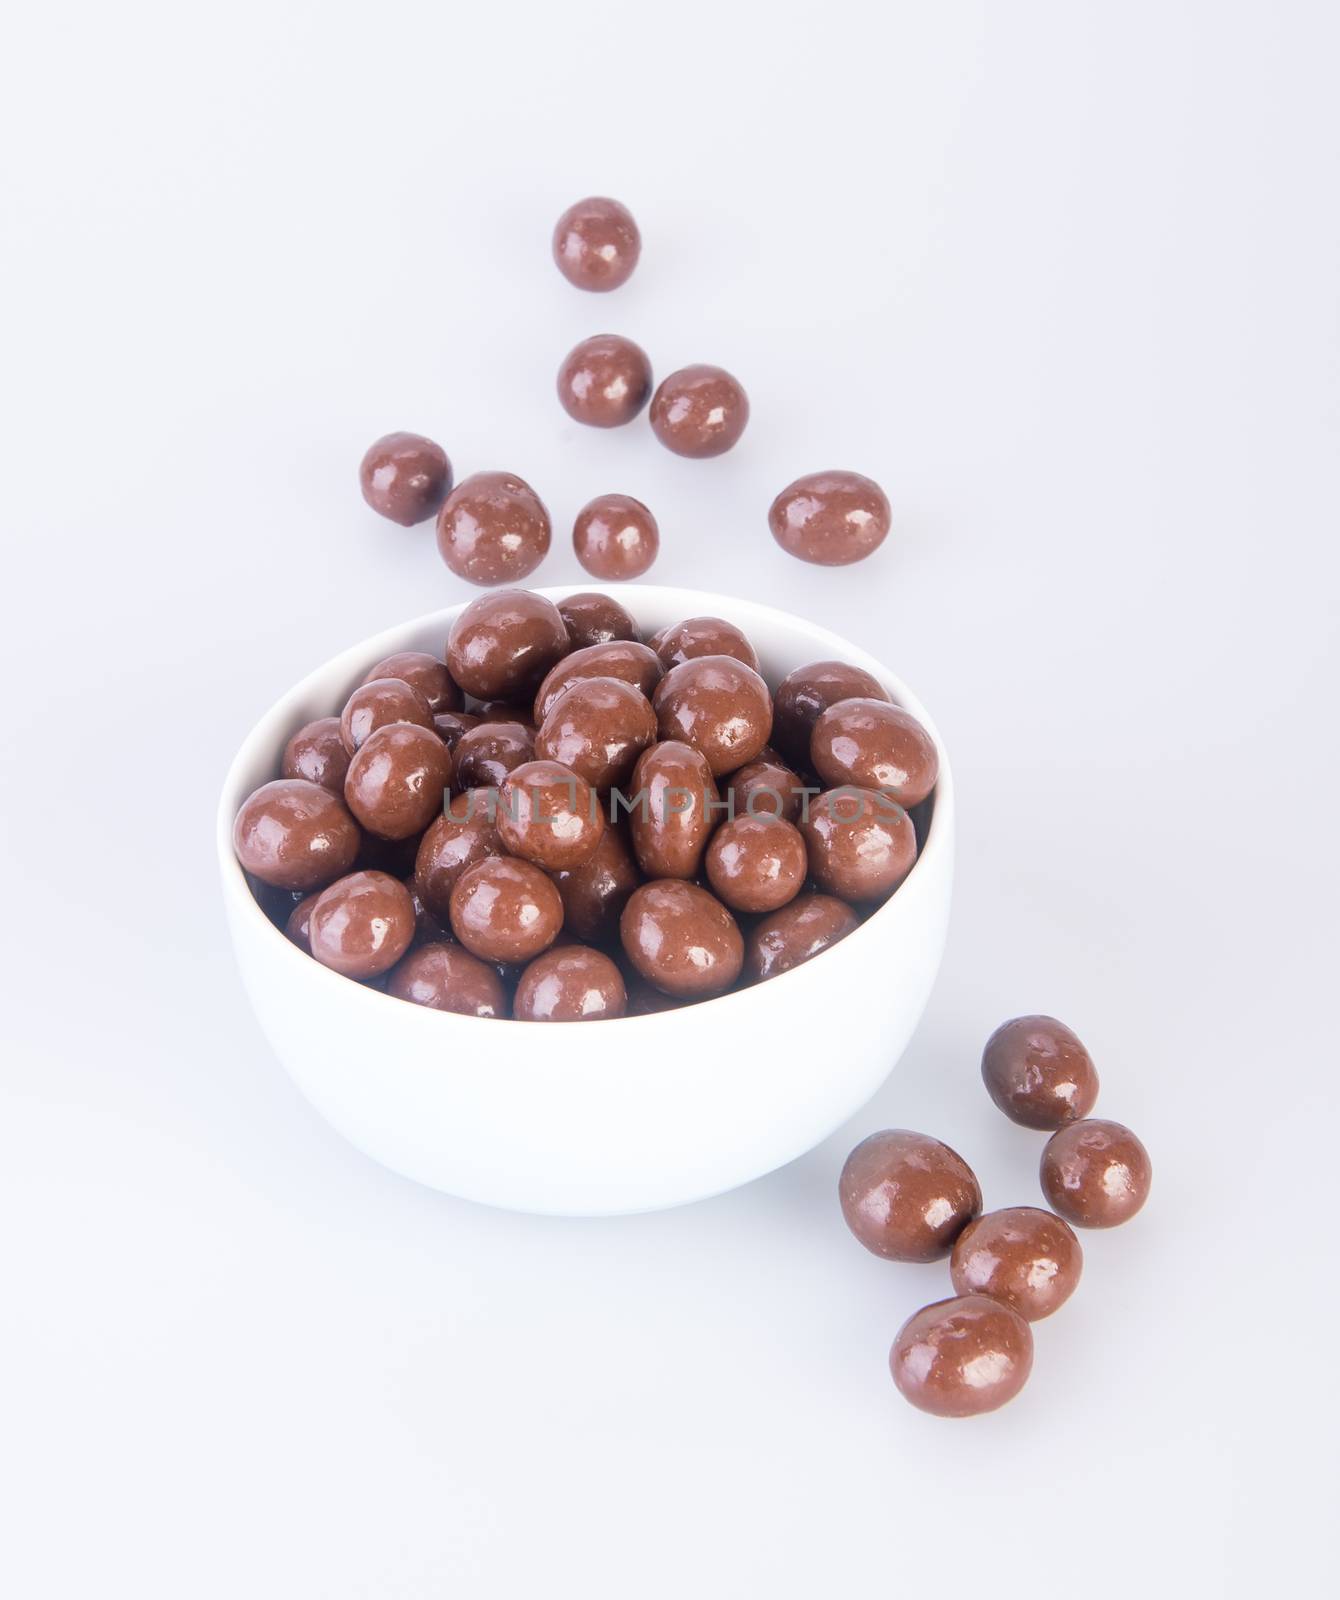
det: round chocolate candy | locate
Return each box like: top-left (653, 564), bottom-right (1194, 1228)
top-left (433, 710), bottom-right (481, 752)
top-left (533, 639), bottom-right (663, 723)
top-left (558, 591), bottom-right (641, 650)
top-left (308, 870), bottom-right (416, 978)
top-left (705, 815), bottom-right (807, 914)
top-left (359, 432), bottom-right (452, 526)
top-left (552, 196), bottom-right (641, 291)
top-left (745, 893), bottom-right (859, 982)
top-left (620, 880), bottom-right (743, 998)
top-left (449, 856), bottom-right (564, 964)
top-left (550, 822), bottom-right (641, 945)
top-left (285, 894), bottom-right (319, 953)
top-left (724, 750), bottom-right (808, 824)
top-left (535, 675), bottom-right (657, 791)
top-left (768, 470), bottom-right (891, 566)
top-left (839, 1129), bottom-right (982, 1262)
top-left (339, 677), bottom-right (436, 755)
top-left (414, 789), bottom-right (503, 920)
top-left (446, 590), bottom-right (570, 702)
top-left (648, 616), bottom-right (759, 672)
top-left (810, 698), bottom-right (939, 808)
top-left (981, 1015), bottom-right (1100, 1130)
top-left (436, 472), bottom-right (551, 585)
top-left (282, 717), bottom-right (350, 795)
top-left (557, 335), bottom-right (652, 427)
top-left (496, 759), bottom-right (604, 870)
top-left (572, 493), bottom-right (659, 581)
top-left (453, 720), bottom-right (536, 789)
top-left (514, 944), bottom-right (627, 1021)
top-left (800, 785), bottom-right (918, 903)
top-left (234, 779), bottom-right (361, 892)
top-left (653, 655), bottom-right (772, 777)
top-left (387, 940), bottom-right (507, 1018)
top-left (950, 1207), bottom-right (1083, 1322)
top-left (890, 1296), bottom-right (1033, 1419)
top-left (343, 721), bottom-right (453, 841)
top-left (1040, 1119), bottom-right (1152, 1228)
top-left (361, 651), bottom-right (461, 714)
top-left (772, 661), bottom-right (891, 769)
top-left (649, 365), bottom-right (749, 458)
top-left (628, 741), bottom-right (720, 879)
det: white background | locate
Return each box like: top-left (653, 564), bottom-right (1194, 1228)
top-left (3, 3), bottom-right (1337, 1595)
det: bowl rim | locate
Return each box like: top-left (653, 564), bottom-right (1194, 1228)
top-left (216, 583), bottom-right (954, 1031)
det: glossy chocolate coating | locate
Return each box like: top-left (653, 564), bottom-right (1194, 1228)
top-left (890, 1296), bottom-right (1033, 1419)
top-left (627, 741), bottom-right (720, 879)
top-left (745, 893), bottom-right (859, 982)
top-left (234, 778), bottom-right (361, 892)
top-left (497, 759), bottom-right (604, 870)
top-left (653, 655), bottom-right (772, 777)
top-left (339, 677), bottom-right (435, 755)
top-left (772, 661), bottom-right (890, 768)
top-left (725, 751), bottom-right (808, 823)
top-left (620, 880), bottom-right (743, 998)
top-left (558, 591), bottom-right (641, 650)
top-left (572, 493), bottom-right (659, 580)
top-left (453, 720), bottom-right (536, 790)
top-left (839, 1130), bottom-right (982, 1262)
top-left (446, 590), bottom-right (570, 702)
top-left (981, 1015), bottom-right (1100, 1130)
top-left (810, 699), bottom-right (939, 808)
top-left (344, 721), bottom-right (453, 841)
top-left (362, 651), bottom-right (461, 714)
top-left (533, 639), bottom-right (662, 723)
top-left (436, 473), bottom-right (551, 586)
top-left (535, 675), bottom-right (657, 791)
top-left (414, 789), bottom-right (503, 919)
top-left (308, 870), bottom-right (416, 978)
top-left (284, 894), bottom-right (318, 952)
top-left (649, 616), bottom-right (759, 672)
top-left (768, 470), bottom-right (891, 566)
top-left (552, 196), bottom-right (641, 291)
top-left (1040, 1119), bottom-right (1152, 1228)
top-left (514, 944), bottom-right (627, 1021)
top-left (359, 432), bottom-right (452, 526)
top-left (801, 785), bottom-right (918, 903)
top-left (387, 940), bottom-right (506, 1017)
top-left (433, 710), bottom-right (481, 752)
top-left (550, 822), bottom-right (641, 945)
top-left (705, 815), bottom-right (807, 914)
top-left (950, 1207), bottom-right (1083, 1322)
top-left (282, 717), bottom-right (350, 795)
top-left (649, 365), bottom-right (749, 458)
top-left (557, 335), bottom-right (652, 427)
top-left (449, 856), bottom-right (564, 964)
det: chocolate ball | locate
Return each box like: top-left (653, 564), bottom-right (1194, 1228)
top-left (414, 789), bottom-right (503, 919)
top-left (981, 1015), bottom-right (1100, 1130)
top-left (648, 616), bottom-right (759, 672)
top-left (284, 894), bottom-right (319, 952)
top-left (449, 856), bottom-right (564, 964)
top-left (653, 655), bottom-right (772, 777)
top-left (514, 944), bottom-right (627, 1021)
top-left (628, 741), bottom-right (720, 879)
top-left (550, 822), bottom-right (642, 945)
top-left (234, 778), bottom-right (361, 892)
top-left (344, 721), bottom-right (453, 841)
top-left (724, 751), bottom-right (808, 824)
top-left (446, 590), bottom-right (570, 702)
top-left (362, 651), bottom-right (461, 714)
top-left (1040, 1119), bottom-right (1152, 1228)
top-left (558, 591), bottom-right (641, 650)
top-left (535, 675), bottom-right (657, 791)
top-left (800, 785), bottom-right (918, 903)
top-left (533, 639), bottom-right (662, 723)
top-left (620, 880), bottom-right (743, 998)
top-left (557, 335), bottom-right (652, 427)
top-left (436, 472), bottom-right (551, 586)
top-left (497, 759), bottom-right (604, 870)
top-left (282, 717), bottom-right (351, 795)
top-left (839, 1129), bottom-right (982, 1262)
top-left (950, 1207), bottom-right (1083, 1322)
top-left (768, 470), bottom-right (891, 566)
top-left (890, 1296), bottom-right (1033, 1419)
top-left (772, 660), bottom-right (891, 769)
top-left (705, 815), bottom-right (807, 914)
top-left (453, 720), bottom-right (536, 789)
top-left (308, 870), bottom-right (416, 978)
top-left (745, 893), bottom-right (859, 983)
top-left (649, 365), bottom-right (749, 458)
top-left (572, 493), bottom-right (659, 580)
top-left (339, 677), bottom-right (436, 756)
top-left (433, 710), bottom-right (481, 752)
top-left (359, 432), bottom-right (452, 526)
top-left (387, 940), bottom-right (507, 1017)
top-left (552, 196), bottom-right (641, 291)
top-left (810, 698), bottom-right (939, 808)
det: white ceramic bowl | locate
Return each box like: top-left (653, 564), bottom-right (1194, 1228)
top-left (217, 585), bottom-right (954, 1215)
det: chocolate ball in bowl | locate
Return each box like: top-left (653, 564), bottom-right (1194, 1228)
top-left (557, 591), bottom-right (641, 650)
top-left (649, 616), bottom-right (759, 672)
top-left (359, 432), bottom-right (452, 527)
top-left (437, 473), bottom-right (551, 585)
top-left (514, 945), bottom-right (627, 1021)
top-left (282, 717), bottom-right (350, 795)
top-left (550, 822), bottom-right (642, 945)
top-left (446, 590), bottom-right (570, 702)
top-left (234, 779), bottom-right (361, 892)
top-left (453, 720), bottom-right (536, 789)
top-left (724, 750), bottom-right (808, 824)
top-left (535, 675), bottom-right (657, 791)
top-left (745, 893), bottom-right (859, 982)
top-left (950, 1207), bottom-right (1083, 1322)
top-left (388, 941), bottom-right (507, 1017)
top-left (533, 639), bottom-right (663, 723)
top-left (839, 1129), bottom-right (982, 1262)
top-left (890, 1296), bottom-right (1033, 1418)
top-left (339, 677), bottom-right (436, 756)
top-left (653, 656), bottom-right (772, 776)
top-left (552, 196), bottom-right (641, 292)
top-left (557, 335), bottom-right (652, 427)
top-left (705, 815), bottom-right (807, 914)
top-left (772, 661), bottom-right (890, 769)
top-left (650, 365), bottom-right (749, 458)
top-left (1040, 1120), bottom-right (1152, 1228)
top-left (620, 880), bottom-right (743, 998)
top-left (768, 470), bottom-right (890, 566)
top-left (308, 870), bottom-right (416, 979)
top-left (628, 741), bottom-right (720, 880)
top-left (414, 789), bottom-right (503, 920)
top-left (449, 856), bottom-right (564, 964)
top-left (361, 650), bottom-right (461, 714)
top-left (800, 786), bottom-right (918, 903)
top-left (497, 759), bottom-right (604, 870)
top-left (572, 493), bottom-right (659, 580)
top-left (344, 721), bottom-right (453, 841)
top-left (810, 698), bottom-right (939, 808)
top-left (981, 1015), bottom-right (1100, 1130)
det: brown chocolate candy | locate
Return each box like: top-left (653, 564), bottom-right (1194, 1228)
top-left (768, 470), bottom-right (891, 566)
top-left (572, 493), bottom-right (659, 580)
top-left (514, 944), bottom-right (627, 1021)
top-left (745, 893), bottom-right (859, 982)
top-left (648, 616), bottom-right (759, 672)
top-left (705, 814), bottom-right (807, 914)
top-left (950, 1207), bottom-right (1083, 1322)
top-left (453, 720), bottom-right (536, 789)
top-left (552, 196), bottom-right (641, 291)
top-left (344, 721), bottom-right (453, 841)
top-left (446, 590), bottom-right (570, 702)
top-left (433, 710), bottom-right (481, 752)
top-left (800, 785), bottom-right (918, 903)
top-left (557, 335), bottom-right (652, 427)
top-left (234, 778), bottom-right (361, 892)
top-left (653, 655), bottom-right (772, 776)
top-left (628, 741), bottom-right (720, 879)
top-left (436, 473), bottom-right (551, 586)
top-left (557, 591), bottom-right (641, 650)
top-left (620, 880), bottom-right (743, 998)
top-left (890, 1296), bottom-right (1033, 1418)
top-left (981, 1015), bottom-right (1100, 1130)
top-left (282, 717), bottom-right (351, 795)
top-left (359, 432), bottom-right (452, 526)
top-left (308, 869), bottom-right (416, 979)
top-left (649, 365), bottom-right (749, 458)
top-left (533, 639), bottom-right (662, 723)
top-left (724, 751), bottom-right (808, 824)
top-left (1040, 1119), bottom-right (1152, 1228)
top-left (497, 759), bottom-right (604, 870)
top-left (810, 698), bottom-right (939, 808)
top-left (362, 651), bottom-right (461, 714)
top-left (387, 940), bottom-right (507, 1018)
top-left (550, 822), bottom-right (642, 945)
top-left (772, 660), bottom-right (890, 769)
top-left (839, 1129), bottom-right (982, 1262)
top-left (339, 677), bottom-right (436, 756)
top-left (449, 856), bottom-right (564, 964)
top-left (535, 675), bottom-right (657, 791)
top-left (414, 789), bottom-right (503, 920)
